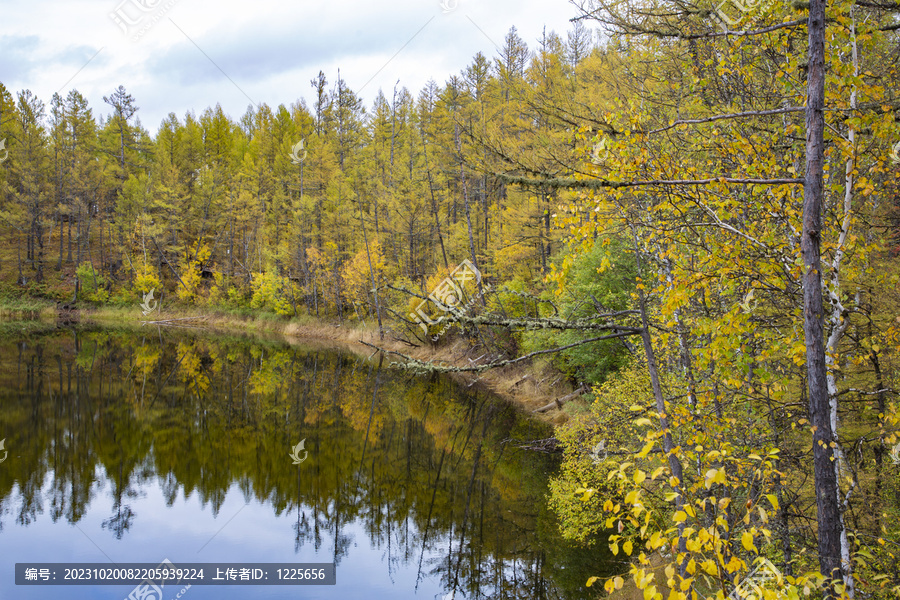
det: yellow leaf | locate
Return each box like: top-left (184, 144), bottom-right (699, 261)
top-left (614, 576), bottom-right (624, 590)
top-left (604, 578), bottom-right (614, 592)
top-left (587, 576), bottom-right (599, 587)
top-left (704, 468), bottom-right (719, 489)
top-left (624, 540), bottom-right (634, 555)
top-left (644, 584), bottom-right (658, 600)
top-left (635, 418), bottom-right (652, 426)
top-left (673, 511), bottom-right (687, 523)
top-left (742, 531), bottom-right (757, 552)
top-left (635, 470), bottom-right (647, 485)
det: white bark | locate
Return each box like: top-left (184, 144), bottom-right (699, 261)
top-left (823, 12), bottom-right (858, 598)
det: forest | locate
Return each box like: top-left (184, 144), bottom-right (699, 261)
top-left (1, 0), bottom-right (900, 597)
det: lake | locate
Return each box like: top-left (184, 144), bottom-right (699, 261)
top-left (0, 326), bottom-right (609, 599)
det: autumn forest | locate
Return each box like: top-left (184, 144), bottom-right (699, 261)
top-left (2, 0), bottom-right (900, 598)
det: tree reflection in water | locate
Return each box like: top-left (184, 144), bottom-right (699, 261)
top-left (0, 328), bottom-right (611, 599)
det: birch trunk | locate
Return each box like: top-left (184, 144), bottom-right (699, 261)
top-left (802, 0), bottom-right (845, 594)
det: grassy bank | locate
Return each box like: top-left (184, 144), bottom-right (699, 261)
top-left (1, 298), bottom-right (580, 424)
top-left (0, 295), bottom-right (56, 319)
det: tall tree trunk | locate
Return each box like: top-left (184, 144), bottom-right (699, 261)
top-left (356, 191), bottom-right (384, 340)
top-left (454, 120), bottom-right (485, 305)
top-left (802, 0), bottom-right (845, 594)
top-left (35, 219), bottom-right (44, 283)
top-left (871, 339), bottom-right (887, 529)
top-left (421, 125), bottom-right (449, 270)
top-left (17, 236), bottom-right (24, 285)
top-left (75, 206), bottom-right (82, 266)
top-left (538, 192), bottom-right (547, 275)
top-left (633, 233), bottom-right (689, 579)
top-left (57, 211), bottom-right (63, 270)
top-left (98, 208), bottom-right (104, 275)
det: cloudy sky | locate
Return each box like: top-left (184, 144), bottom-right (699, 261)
top-left (1, 0), bottom-right (580, 134)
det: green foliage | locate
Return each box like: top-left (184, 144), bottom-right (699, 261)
top-left (108, 287), bottom-right (138, 307)
top-left (226, 284), bottom-right (249, 308)
top-left (550, 359), bottom-right (658, 542)
top-left (75, 262), bottom-right (108, 303)
top-left (548, 434), bottom-right (616, 543)
top-left (487, 278), bottom-right (535, 319)
top-left (522, 238), bottom-right (636, 385)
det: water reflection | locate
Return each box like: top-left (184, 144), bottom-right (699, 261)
top-left (0, 327), bottom-right (609, 599)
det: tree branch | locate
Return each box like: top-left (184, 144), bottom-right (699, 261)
top-left (360, 330), bottom-right (641, 374)
top-left (646, 107), bottom-right (806, 135)
top-left (497, 173), bottom-right (804, 190)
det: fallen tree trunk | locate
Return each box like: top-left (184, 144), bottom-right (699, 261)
top-left (533, 384), bottom-right (588, 413)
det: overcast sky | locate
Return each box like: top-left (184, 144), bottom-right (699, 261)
top-left (0, 0), bottom-right (580, 135)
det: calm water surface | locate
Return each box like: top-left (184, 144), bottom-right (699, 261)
top-left (0, 327), bottom-right (609, 599)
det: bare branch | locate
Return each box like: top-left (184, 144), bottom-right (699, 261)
top-left (360, 330), bottom-right (641, 374)
top-left (498, 173), bottom-right (804, 190)
top-left (646, 107), bottom-right (806, 135)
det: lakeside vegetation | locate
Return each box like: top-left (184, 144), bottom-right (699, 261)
top-left (2, 0), bottom-right (900, 597)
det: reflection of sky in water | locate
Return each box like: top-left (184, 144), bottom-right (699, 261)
top-left (2, 476), bottom-right (448, 600)
top-left (0, 332), bottom-right (602, 600)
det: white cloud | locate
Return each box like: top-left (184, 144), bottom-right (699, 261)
top-left (0, 0), bottom-right (578, 132)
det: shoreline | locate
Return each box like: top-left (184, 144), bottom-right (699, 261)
top-left (10, 302), bottom-right (582, 424)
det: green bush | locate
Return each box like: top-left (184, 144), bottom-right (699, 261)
top-left (524, 237), bottom-right (636, 386)
top-left (75, 263), bottom-right (109, 303)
